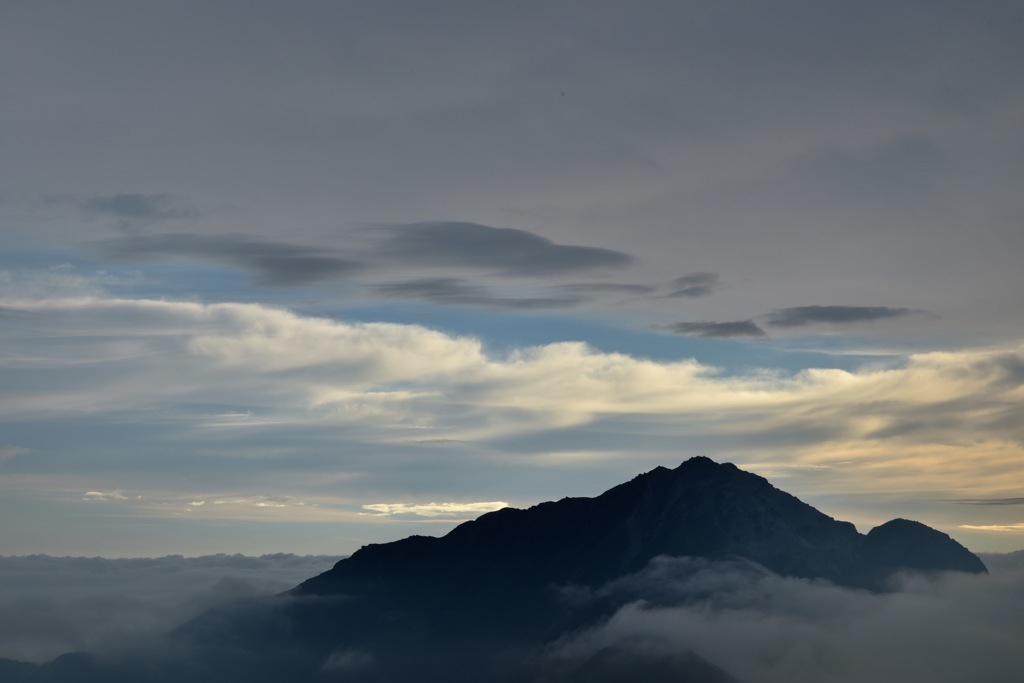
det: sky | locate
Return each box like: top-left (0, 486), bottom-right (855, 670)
top-left (1, 0), bottom-right (1024, 557)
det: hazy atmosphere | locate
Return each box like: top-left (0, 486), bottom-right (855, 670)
top-left (3, 0), bottom-right (1024, 566)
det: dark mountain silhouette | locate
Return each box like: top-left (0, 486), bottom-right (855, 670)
top-left (299, 456), bottom-right (983, 598)
top-left (5, 457), bottom-right (986, 682)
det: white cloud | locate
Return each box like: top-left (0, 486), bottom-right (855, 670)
top-left (83, 490), bottom-right (130, 502)
top-left (961, 524), bottom-right (1024, 532)
top-left (361, 501), bottom-right (508, 517)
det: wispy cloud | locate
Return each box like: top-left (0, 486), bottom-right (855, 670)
top-left (665, 320), bottom-right (767, 338)
top-left (766, 305), bottom-right (921, 327)
top-left (83, 490), bottom-right (131, 502)
top-left (556, 283), bottom-right (657, 296)
top-left (96, 233), bottom-right (360, 286)
top-left (82, 193), bottom-right (194, 223)
top-left (372, 277), bottom-right (582, 309)
top-left (0, 444), bottom-right (29, 461)
top-left (667, 272), bottom-right (720, 298)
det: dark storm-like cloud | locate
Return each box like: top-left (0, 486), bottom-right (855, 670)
top-left (766, 305), bottom-right (918, 327)
top-left (372, 277), bottom-right (582, 310)
top-left (97, 233), bottom-right (360, 286)
top-left (371, 222), bottom-right (634, 276)
top-left (665, 321), bottom-right (767, 339)
top-left (667, 272), bottom-right (720, 298)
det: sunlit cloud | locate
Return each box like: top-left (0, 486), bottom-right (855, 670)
top-left (361, 501), bottom-right (509, 517)
top-left (83, 490), bottom-right (131, 502)
top-left (961, 524), bottom-right (1024, 532)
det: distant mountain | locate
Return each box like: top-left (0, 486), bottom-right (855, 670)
top-left (7, 457), bottom-right (987, 683)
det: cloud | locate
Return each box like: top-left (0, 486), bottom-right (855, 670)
top-left (766, 305), bottom-right (919, 327)
top-left (360, 501), bottom-right (508, 518)
top-left (960, 524), bottom-right (1024, 532)
top-left (372, 277), bottom-right (582, 309)
top-left (546, 556), bottom-right (1024, 683)
top-left (96, 233), bottom-right (360, 286)
top-left (951, 498), bottom-right (1024, 506)
top-left (0, 553), bottom-right (339, 663)
top-left (0, 445), bottom-right (29, 461)
top-left (83, 490), bottom-right (130, 502)
top-left (665, 321), bottom-right (767, 338)
top-left (979, 551), bottom-right (1024, 573)
top-left (4, 294), bottom-right (1024, 536)
top-left (82, 193), bottom-right (193, 223)
top-left (370, 222), bottom-right (634, 276)
top-left (556, 283), bottom-right (658, 296)
top-left (667, 272), bottom-right (720, 298)
top-left (0, 266), bottom-right (120, 299)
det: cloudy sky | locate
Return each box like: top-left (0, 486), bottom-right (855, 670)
top-left (2, 0), bottom-right (1023, 558)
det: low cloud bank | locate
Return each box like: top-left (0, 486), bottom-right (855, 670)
top-left (0, 553), bottom-right (339, 663)
top-left (545, 556), bottom-right (1024, 683)
top-left (5, 554), bottom-right (1024, 682)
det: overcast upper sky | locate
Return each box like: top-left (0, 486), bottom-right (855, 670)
top-left (2, 0), bottom-right (1024, 558)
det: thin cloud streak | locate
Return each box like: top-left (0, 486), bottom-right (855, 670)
top-left (665, 321), bottom-right (767, 338)
top-left (82, 193), bottom-right (194, 223)
top-left (766, 305), bottom-right (921, 327)
top-left (361, 501), bottom-right (509, 517)
top-left (372, 277), bottom-right (582, 309)
top-left (96, 233), bottom-right (360, 286)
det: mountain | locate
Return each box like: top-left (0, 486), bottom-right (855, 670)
top-left (299, 456), bottom-right (984, 597)
top-left (6, 457), bottom-right (987, 683)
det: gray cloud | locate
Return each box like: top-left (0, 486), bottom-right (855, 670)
top-left (665, 321), bottom-right (767, 339)
top-left (0, 553), bottom-right (339, 663)
top-left (548, 556), bottom-right (1024, 683)
top-left (979, 551), bottom-right (1024, 573)
top-left (667, 272), bottom-right (720, 298)
top-left (372, 277), bottom-right (582, 309)
top-left (556, 283), bottom-right (657, 295)
top-left (97, 233), bottom-right (360, 286)
top-left (82, 193), bottom-right (194, 223)
top-left (371, 222), bottom-right (634, 276)
top-left (766, 305), bottom-right (918, 327)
